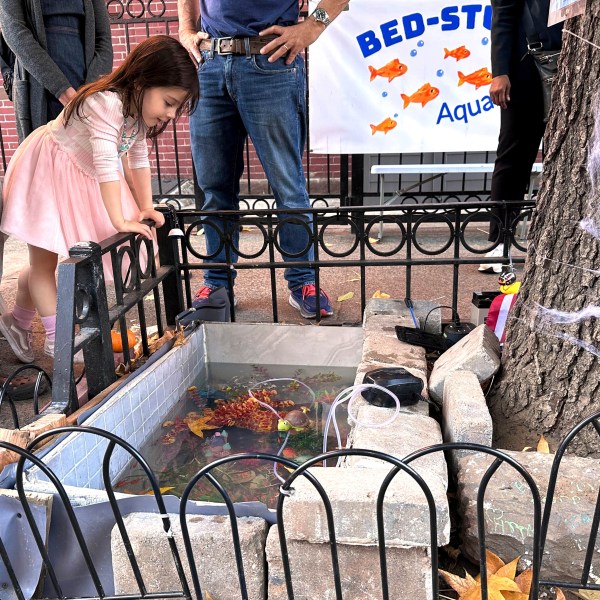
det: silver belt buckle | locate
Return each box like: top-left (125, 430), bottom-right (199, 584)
top-left (213, 37), bottom-right (234, 55)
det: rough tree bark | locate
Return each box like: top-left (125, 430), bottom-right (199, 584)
top-left (489, 7), bottom-right (600, 455)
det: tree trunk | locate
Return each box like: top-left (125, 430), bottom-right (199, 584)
top-left (489, 7), bottom-right (600, 455)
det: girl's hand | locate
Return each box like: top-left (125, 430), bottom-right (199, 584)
top-left (116, 219), bottom-right (153, 240)
top-left (139, 208), bottom-right (165, 228)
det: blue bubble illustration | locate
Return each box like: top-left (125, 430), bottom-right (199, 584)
top-left (437, 69), bottom-right (444, 77)
top-left (394, 113), bottom-right (398, 118)
top-left (382, 91), bottom-right (388, 98)
top-left (410, 49), bottom-right (417, 57)
top-left (417, 40), bottom-right (424, 47)
top-left (482, 37), bottom-right (489, 45)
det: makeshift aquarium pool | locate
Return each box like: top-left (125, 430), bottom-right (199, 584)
top-left (25, 323), bottom-right (363, 497)
top-left (114, 367), bottom-right (354, 506)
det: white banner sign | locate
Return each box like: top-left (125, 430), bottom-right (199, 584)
top-left (308, 0), bottom-right (500, 154)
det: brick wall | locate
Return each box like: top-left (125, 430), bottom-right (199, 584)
top-left (0, 0), bottom-right (342, 193)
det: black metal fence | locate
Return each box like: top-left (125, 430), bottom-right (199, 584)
top-left (172, 200), bottom-right (532, 320)
top-left (2, 409), bottom-right (600, 599)
top-left (14, 199), bottom-right (529, 413)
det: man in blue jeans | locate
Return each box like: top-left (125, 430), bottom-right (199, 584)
top-left (178, 0), bottom-right (348, 319)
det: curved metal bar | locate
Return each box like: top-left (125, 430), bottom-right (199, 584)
top-left (180, 453), bottom-right (306, 600)
top-left (21, 426), bottom-right (192, 600)
top-left (318, 216), bottom-right (360, 258)
top-left (272, 216), bottom-right (313, 259)
top-left (403, 442), bottom-right (543, 600)
top-left (412, 213), bottom-right (455, 255)
top-left (539, 410), bottom-right (600, 585)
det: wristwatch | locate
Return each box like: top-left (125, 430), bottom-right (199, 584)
top-left (310, 7), bottom-right (331, 27)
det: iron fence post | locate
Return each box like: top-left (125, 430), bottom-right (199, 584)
top-left (157, 206), bottom-right (183, 325)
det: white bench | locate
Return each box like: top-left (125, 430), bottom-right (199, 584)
top-left (371, 162), bottom-right (543, 239)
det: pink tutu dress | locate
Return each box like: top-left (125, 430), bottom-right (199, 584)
top-left (0, 91), bottom-right (155, 282)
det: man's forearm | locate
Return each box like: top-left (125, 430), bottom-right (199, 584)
top-left (178, 0), bottom-right (200, 33)
top-left (313, 0), bottom-right (349, 25)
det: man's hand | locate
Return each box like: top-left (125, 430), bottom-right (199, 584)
top-left (490, 75), bottom-right (511, 109)
top-left (58, 87), bottom-right (77, 107)
top-left (179, 28), bottom-right (209, 66)
top-left (259, 18), bottom-right (325, 65)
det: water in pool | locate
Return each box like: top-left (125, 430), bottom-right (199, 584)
top-left (114, 364), bottom-right (355, 507)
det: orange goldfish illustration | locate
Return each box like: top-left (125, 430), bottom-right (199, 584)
top-left (458, 67), bottom-right (492, 89)
top-left (401, 83), bottom-right (440, 109)
top-left (368, 58), bottom-right (408, 82)
top-left (370, 117), bottom-right (397, 135)
top-left (444, 45), bottom-right (471, 61)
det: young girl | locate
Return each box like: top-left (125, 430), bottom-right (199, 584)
top-left (0, 35), bottom-right (199, 363)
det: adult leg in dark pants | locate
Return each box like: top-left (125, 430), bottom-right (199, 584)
top-left (484, 55), bottom-right (546, 260)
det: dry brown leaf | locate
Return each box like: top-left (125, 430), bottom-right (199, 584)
top-left (556, 590), bottom-right (567, 600)
top-left (485, 549), bottom-right (507, 576)
top-left (462, 576), bottom-right (521, 600)
top-left (439, 569), bottom-right (476, 596)
top-left (205, 593), bottom-right (214, 600)
top-left (337, 291), bottom-right (354, 302)
top-left (514, 567), bottom-right (532, 593)
top-left (442, 544), bottom-right (462, 563)
top-left (372, 290), bottom-right (391, 299)
top-left (537, 434), bottom-right (550, 453)
top-left (495, 556), bottom-right (520, 581)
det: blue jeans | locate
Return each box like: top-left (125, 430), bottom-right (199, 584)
top-left (189, 49), bottom-right (315, 291)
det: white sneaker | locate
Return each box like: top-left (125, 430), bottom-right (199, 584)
top-left (0, 313), bottom-right (34, 363)
top-left (44, 338), bottom-right (84, 364)
top-left (478, 246), bottom-right (505, 274)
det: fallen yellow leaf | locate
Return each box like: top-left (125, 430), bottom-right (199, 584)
top-left (337, 292), bottom-right (354, 302)
top-left (537, 434), bottom-right (550, 453)
top-left (372, 290), bottom-right (391, 299)
top-left (368, 237), bottom-right (380, 244)
top-left (347, 277), bottom-right (360, 282)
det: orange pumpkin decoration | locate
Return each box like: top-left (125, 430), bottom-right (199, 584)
top-left (111, 329), bottom-right (137, 352)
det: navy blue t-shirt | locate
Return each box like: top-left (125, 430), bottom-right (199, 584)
top-left (199, 0), bottom-right (299, 38)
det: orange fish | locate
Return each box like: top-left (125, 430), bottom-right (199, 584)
top-left (458, 67), bottom-right (492, 89)
top-left (401, 83), bottom-right (440, 109)
top-left (368, 58), bottom-right (408, 82)
top-left (444, 45), bottom-right (471, 61)
top-left (369, 117), bottom-right (397, 135)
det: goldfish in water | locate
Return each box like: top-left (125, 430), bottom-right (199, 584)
top-left (369, 117), bottom-right (397, 135)
top-left (368, 58), bottom-right (408, 82)
top-left (458, 67), bottom-right (492, 89)
top-left (444, 45), bottom-right (471, 61)
top-left (401, 83), bottom-right (440, 109)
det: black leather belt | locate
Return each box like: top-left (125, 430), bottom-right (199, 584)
top-left (199, 36), bottom-right (277, 55)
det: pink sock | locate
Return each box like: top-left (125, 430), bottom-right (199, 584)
top-left (12, 305), bottom-right (36, 331)
top-left (41, 314), bottom-right (57, 344)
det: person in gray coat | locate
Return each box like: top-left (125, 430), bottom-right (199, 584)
top-left (0, 0), bottom-right (113, 142)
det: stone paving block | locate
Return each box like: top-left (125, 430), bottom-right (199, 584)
top-left (429, 324), bottom-right (501, 404)
top-left (364, 298), bottom-right (441, 333)
top-left (266, 525), bottom-right (433, 600)
top-left (457, 450), bottom-right (600, 581)
top-left (362, 329), bottom-right (428, 373)
top-left (112, 513), bottom-right (267, 600)
top-left (347, 409), bottom-right (447, 487)
top-left (442, 370), bottom-right (493, 473)
top-left (281, 466), bottom-right (449, 547)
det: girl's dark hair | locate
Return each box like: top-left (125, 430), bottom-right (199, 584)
top-left (64, 35), bottom-right (199, 138)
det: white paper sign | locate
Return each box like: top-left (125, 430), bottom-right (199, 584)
top-left (308, 0), bottom-right (500, 154)
top-left (548, 0), bottom-right (586, 26)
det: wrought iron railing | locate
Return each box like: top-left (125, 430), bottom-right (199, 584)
top-left (2, 412), bottom-right (600, 599)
